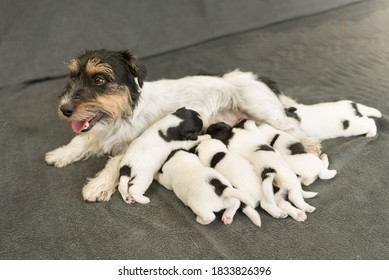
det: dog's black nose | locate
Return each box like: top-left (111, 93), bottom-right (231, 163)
top-left (60, 104), bottom-right (74, 118)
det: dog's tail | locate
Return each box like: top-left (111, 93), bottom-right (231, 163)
top-left (241, 204), bottom-right (261, 227)
top-left (210, 178), bottom-right (255, 208)
top-left (302, 190), bottom-right (318, 199)
top-left (222, 186), bottom-right (255, 208)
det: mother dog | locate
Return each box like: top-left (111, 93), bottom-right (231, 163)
top-left (45, 49), bottom-right (318, 202)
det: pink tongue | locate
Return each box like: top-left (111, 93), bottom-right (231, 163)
top-left (71, 116), bottom-right (94, 133)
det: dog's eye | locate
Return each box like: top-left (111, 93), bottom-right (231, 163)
top-left (94, 76), bottom-right (106, 86)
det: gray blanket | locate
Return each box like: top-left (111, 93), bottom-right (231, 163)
top-left (1, 0), bottom-right (388, 259)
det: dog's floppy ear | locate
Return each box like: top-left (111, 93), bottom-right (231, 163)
top-left (120, 50), bottom-right (147, 87)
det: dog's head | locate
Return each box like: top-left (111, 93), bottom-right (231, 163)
top-left (58, 49), bottom-right (147, 133)
top-left (205, 122), bottom-right (233, 146)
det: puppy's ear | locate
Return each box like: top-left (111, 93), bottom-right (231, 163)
top-left (120, 50), bottom-right (147, 87)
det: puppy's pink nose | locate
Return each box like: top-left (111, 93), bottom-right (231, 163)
top-left (60, 104), bottom-right (74, 118)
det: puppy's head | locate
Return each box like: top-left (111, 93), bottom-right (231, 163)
top-left (206, 122), bottom-right (233, 146)
top-left (173, 107), bottom-right (203, 141)
top-left (159, 108), bottom-right (203, 142)
top-left (58, 49), bottom-right (147, 133)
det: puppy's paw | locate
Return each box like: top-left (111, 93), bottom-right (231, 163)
top-left (366, 128), bottom-right (377, 138)
top-left (296, 211), bottom-right (307, 222)
top-left (196, 215), bottom-right (213, 225)
top-left (45, 148), bottom-right (72, 168)
top-left (221, 215), bottom-right (233, 225)
top-left (278, 211), bottom-right (288, 219)
top-left (327, 169), bottom-right (337, 179)
top-left (124, 195), bottom-right (135, 204)
top-left (304, 205), bottom-right (316, 213)
top-left (261, 203), bottom-right (288, 219)
top-left (131, 194), bottom-right (150, 204)
top-left (271, 209), bottom-right (288, 219)
top-left (82, 179), bottom-right (115, 202)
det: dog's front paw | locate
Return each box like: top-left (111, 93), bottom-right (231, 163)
top-left (82, 179), bottom-right (115, 202)
top-left (45, 148), bottom-right (72, 168)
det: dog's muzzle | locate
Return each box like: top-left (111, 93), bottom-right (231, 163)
top-left (60, 103), bottom-right (74, 118)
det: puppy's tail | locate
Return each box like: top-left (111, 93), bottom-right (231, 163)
top-left (241, 204), bottom-right (261, 227)
top-left (302, 190), bottom-right (318, 199)
top-left (209, 177), bottom-right (255, 208)
top-left (223, 187), bottom-right (255, 209)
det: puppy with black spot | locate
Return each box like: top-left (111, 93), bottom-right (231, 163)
top-left (155, 149), bottom-right (255, 225)
top-left (258, 123), bottom-right (337, 186)
top-left (118, 107), bottom-right (209, 204)
top-left (206, 120), bottom-right (317, 222)
top-left (195, 138), bottom-right (287, 226)
top-left (284, 100), bottom-right (382, 140)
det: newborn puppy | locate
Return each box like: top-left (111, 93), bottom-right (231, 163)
top-left (207, 120), bottom-right (317, 222)
top-left (155, 149), bottom-right (254, 225)
top-left (118, 107), bottom-right (209, 204)
top-left (258, 123), bottom-right (337, 186)
top-left (195, 138), bottom-right (288, 226)
top-left (285, 100), bottom-right (382, 140)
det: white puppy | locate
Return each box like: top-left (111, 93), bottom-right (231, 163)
top-left (258, 123), bottom-right (337, 186)
top-left (195, 138), bottom-right (287, 226)
top-left (155, 149), bottom-right (254, 225)
top-left (118, 107), bottom-right (209, 204)
top-left (284, 100), bottom-right (382, 140)
top-left (206, 120), bottom-right (317, 222)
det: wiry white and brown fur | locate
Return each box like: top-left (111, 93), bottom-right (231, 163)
top-left (45, 49), bottom-right (319, 202)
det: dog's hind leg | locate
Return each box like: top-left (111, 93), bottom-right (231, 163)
top-left (260, 173), bottom-right (288, 219)
top-left (192, 207), bottom-right (216, 225)
top-left (221, 198), bottom-right (240, 225)
top-left (241, 204), bottom-right (261, 227)
top-left (287, 187), bottom-right (316, 213)
top-left (82, 154), bottom-right (123, 202)
top-left (275, 190), bottom-right (307, 222)
top-left (128, 173), bottom-right (155, 204)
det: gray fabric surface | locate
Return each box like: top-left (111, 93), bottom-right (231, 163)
top-left (1, 0), bottom-right (388, 259)
top-left (0, 0), bottom-right (360, 87)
